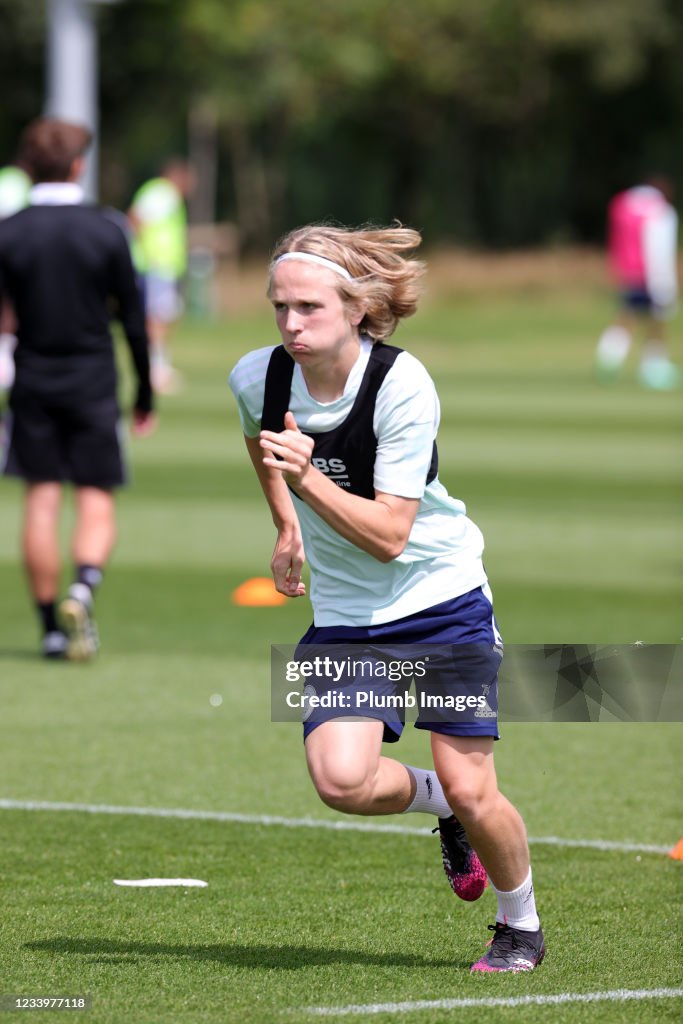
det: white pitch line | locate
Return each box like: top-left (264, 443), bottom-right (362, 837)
top-left (0, 799), bottom-right (671, 855)
top-left (302, 987), bottom-right (683, 1017)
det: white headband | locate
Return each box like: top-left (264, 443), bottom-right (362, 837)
top-left (273, 251), bottom-right (354, 281)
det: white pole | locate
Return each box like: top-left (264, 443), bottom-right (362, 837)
top-left (45, 0), bottom-right (118, 200)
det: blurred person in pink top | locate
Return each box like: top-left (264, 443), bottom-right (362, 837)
top-left (595, 175), bottom-right (679, 390)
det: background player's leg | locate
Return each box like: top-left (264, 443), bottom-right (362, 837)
top-left (71, 486), bottom-right (116, 567)
top-left (58, 486), bottom-right (116, 661)
top-left (23, 482), bottom-right (62, 603)
top-left (146, 280), bottom-right (182, 395)
top-left (595, 310), bottom-right (634, 381)
top-left (639, 313), bottom-right (681, 390)
top-left (22, 482), bottom-right (66, 658)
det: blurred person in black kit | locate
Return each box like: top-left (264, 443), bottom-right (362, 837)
top-left (0, 118), bottom-right (156, 661)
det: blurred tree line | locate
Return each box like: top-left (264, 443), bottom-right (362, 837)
top-left (2, 0), bottom-right (682, 250)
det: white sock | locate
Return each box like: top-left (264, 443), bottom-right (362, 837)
top-left (68, 582), bottom-right (93, 609)
top-left (492, 868), bottom-right (540, 931)
top-left (596, 325), bottom-right (631, 369)
top-left (402, 765), bottom-right (452, 817)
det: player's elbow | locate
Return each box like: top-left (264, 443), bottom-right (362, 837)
top-left (371, 535), bottom-right (408, 563)
top-left (370, 495), bottom-right (417, 563)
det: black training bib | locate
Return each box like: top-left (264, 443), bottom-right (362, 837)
top-left (261, 343), bottom-right (438, 499)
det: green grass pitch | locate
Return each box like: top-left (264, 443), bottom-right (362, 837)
top-left (0, 285), bottom-right (681, 1023)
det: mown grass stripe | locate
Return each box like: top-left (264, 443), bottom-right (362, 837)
top-left (0, 799), bottom-right (670, 854)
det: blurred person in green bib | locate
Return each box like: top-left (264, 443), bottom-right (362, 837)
top-left (129, 159), bottom-right (195, 395)
top-left (0, 156), bottom-right (32, 391)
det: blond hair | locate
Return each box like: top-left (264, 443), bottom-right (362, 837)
top-left (269, 223), bottom-right (426, 340)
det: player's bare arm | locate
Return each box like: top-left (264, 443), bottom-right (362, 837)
top-left (259, 411), bottom-right (419, 563)
top-left (244, 433), bottom-right (306, 596)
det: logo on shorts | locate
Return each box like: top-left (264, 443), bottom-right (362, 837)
top-left (301, 683), bottom-right (317, 722)
top-left (474, 683), bottom-right (497, 719)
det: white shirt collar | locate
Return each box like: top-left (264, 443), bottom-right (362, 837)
top-left (30, 182), bottom-right (85, 206)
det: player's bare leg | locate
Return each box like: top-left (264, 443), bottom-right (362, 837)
top-left (71, 486), bottom-right (116, 567)
top-left (23, 482), bottom-right (62, 603)
top-left (639, 314), bottom-right (681, 390)
top-left (58, 487), bottom-right (116, 661)
top-left (431, 734), bottom-right (529, 889)
top-left (22, 483), bottom-right (67, 658)
top-left (595, 310), bottom-right (634, 382)
top-left (305, 719), bottom-right (411, 815)
top-left (148, 317), bottom-right (181, 394)
top-left (305, 719), bottom-right (488, 900)
top-left (432, 733), bottom-right (544, 972)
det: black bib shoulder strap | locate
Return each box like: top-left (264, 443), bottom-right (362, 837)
top-left (261, 345), bottom-right (295, 433)
top-left (368, 342), bottom-right (403, 366)
top-left (261, 342), bottom-right (403, 433)
top-left (344, 342), bottom-right (403, 418)
top-left (362, 344), bottom-right (439, 485)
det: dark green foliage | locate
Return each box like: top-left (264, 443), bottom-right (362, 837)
top-left (2, 1), bottom-right (682, 245)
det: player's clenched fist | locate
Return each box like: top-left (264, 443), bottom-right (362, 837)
top-left (259, 411), bottom-right (315, 484)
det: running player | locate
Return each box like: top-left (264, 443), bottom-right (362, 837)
top-left (595, 175), bottom-right (679, 390)
top-left (229, 224), bottom-right (545, 973)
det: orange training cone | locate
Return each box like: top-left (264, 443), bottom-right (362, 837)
top-left (232, 576), bottom-right (288, 607)
top-left (667, 837), bottom-right (683, 861)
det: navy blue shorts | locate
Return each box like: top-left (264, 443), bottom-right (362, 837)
top-left (620, 287), bottom-right (666, 318)
top-left (297, 586), bottom-right (502, 743)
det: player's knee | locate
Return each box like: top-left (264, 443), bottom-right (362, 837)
top-left (311, 766), bottom-right (374, 813)
top-left (442, 776), bottom-right (496, 825)
top-left (26, 484), bottom-right (61, 521)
